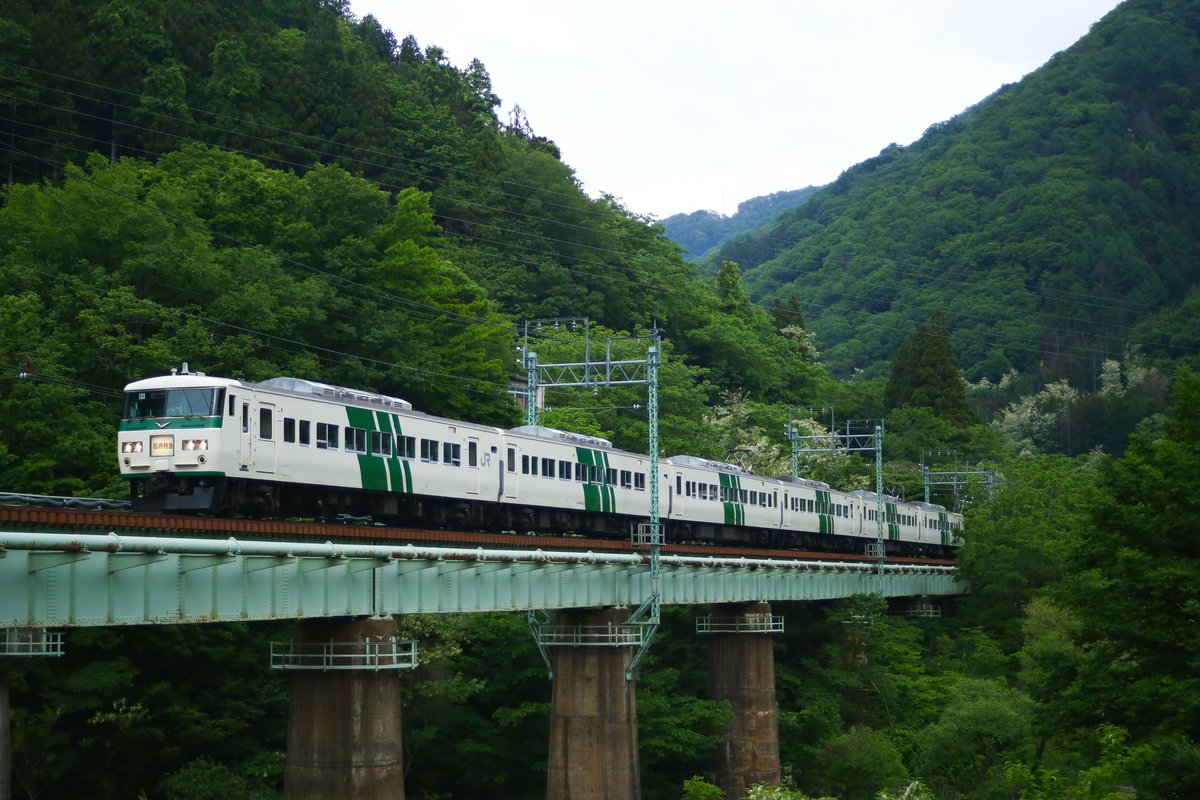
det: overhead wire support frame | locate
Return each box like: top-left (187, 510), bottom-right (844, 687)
top-left (786, 417), bottom-right (887, 579)
top-left (520, 319), bottom-right (662, 680)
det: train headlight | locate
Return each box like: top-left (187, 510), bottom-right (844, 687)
top-left (121, 441), bottom-right (144, 454)
top-left (182, 439), bottom-right (209, 451)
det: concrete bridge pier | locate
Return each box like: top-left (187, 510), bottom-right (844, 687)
top-left (545, 607), bottom-right (641, 800)
top-left (282, 616), bottom-right (408, 800)
top-left (701, 602), bottom-right (782, 799)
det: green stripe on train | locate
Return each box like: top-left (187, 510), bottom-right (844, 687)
top-left (817, 489), bottom-right (831, 534)
top-left (380, 412), bottom-right (408, 494)
top-left (576, 447), bottom-right (612, 512)
top-left (345, 407), bottom-right (387, 492)
top-left (120, 417), bottom-right (223, 431)
top-left (719, 472), bottom-right (743, 526)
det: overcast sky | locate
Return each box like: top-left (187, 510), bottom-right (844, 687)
top-left (348, 1), bottom-right (1125, 219)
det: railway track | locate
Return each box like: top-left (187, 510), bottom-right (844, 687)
top-left (0, 504), bottom-right (956, 567)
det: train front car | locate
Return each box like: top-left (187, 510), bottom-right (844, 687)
top-left (118, 366), bottom-right (240, 511)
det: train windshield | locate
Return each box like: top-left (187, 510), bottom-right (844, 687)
top-left (124, 388), bottom-right (224, 419)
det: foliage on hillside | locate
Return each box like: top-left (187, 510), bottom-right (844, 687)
top-left (660, 186), bottom-right (821, 262)
top-left (710, 0), bottom-right (1200, 383)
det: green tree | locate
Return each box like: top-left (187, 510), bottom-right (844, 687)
top-left (1053, 367), bottom-right (1200, 798)
top-left (911, 679), bottom-right (1035, 800)
top-left (815, 726), bottom-right (907, 800)
top-left (883, 310), bottom-right (973, 426)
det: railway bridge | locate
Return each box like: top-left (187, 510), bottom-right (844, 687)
top-left (0, 512), bottom-right (965, 800)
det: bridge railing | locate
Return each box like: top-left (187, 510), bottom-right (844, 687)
top-left (270, 637), bottom-right (418, 671)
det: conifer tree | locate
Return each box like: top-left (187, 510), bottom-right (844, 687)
top-left (883, 310), bottom-right (973, 426)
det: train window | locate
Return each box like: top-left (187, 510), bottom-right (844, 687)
top-left (634, 473), bottom-right (645, 491)
top-left (345, 427), bottom-right (366, 454)
top-left (469, 442), bottom-right (478, 467)
top-left (507, 447), bottom-right (516, 472)
top-left (620, 470), bottom-right (632, 489)
top-left (606, 468), bottom-right (617, 485)
top-left (259, 408), bottom-right (273, 439)
top-left (541, 459), bottom-right (554, 478)
top-left (521, 454), bottom-right (530, 474)
top-left (299, 420), bottom-right (310, 446)
top-left (420, 439), bottom-right (439, 463)
top-left (228, 394), bottom-right (235, 416)
top-left (699, 484), bottom-right (708, 500)
top-left (559, 460), bottom-right (571, 479)
top-left (371, 431), bottom-right (393, 457)
top-left (709, 484), bottom-right (718, 500)
top-left (316, 422), bottom-right (337, 450)
top-left (676, 476), bottom-right (682, 495)
top-left (749, 490), bottom-right (757, 505)
top-left (398, 436), bottom-right (415, 459)
top-left (284, 418), bottom-right (296, 443)
top-left (444, 442), bottom-right (461, 466)
top-left (576, 463), bottom-right (587, 482)
top-left (242, 404), bottom-right (249, 434)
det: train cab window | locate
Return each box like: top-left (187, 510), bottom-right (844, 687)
top-left (398, 436), bottom-right (415, 459)
top-left (469, 442), bottom-right (478, 467)
top-left (620, 470), bottom-right (632, 489)
top-left (559, 460), bottom-right (571, 479)
top-left (507, 448), bottom-right (516, 473)
top-left (371, 431), bottom-right (393, 457)
top-left (284, 418), bottom-right (296, 443)
top-left (541, 458), bottom-right (554, 478)
top-left (299, 420), bottom-right (310, 446)
top-left (635, 473), bottom-right (645, 491)
top-left (259, 408), bottom-right (273, 439)
top-left (420, 438), bottom-right (439, 463)
top-left (443, 442), bottom-right (461, 466)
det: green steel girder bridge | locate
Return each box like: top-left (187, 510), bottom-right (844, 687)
top-left (0, 530), bottom-right (963, 627)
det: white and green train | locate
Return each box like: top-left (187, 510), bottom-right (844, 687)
top-left (118, 366), bottom-right (963, 556)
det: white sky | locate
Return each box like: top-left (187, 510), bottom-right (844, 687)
top-left (349, 1), bottom-right (1125, 219)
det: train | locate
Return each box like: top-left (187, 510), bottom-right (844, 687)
top-left (117, 365), bottom-right (963, 557)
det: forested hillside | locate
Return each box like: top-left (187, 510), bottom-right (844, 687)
top-left (712, 0), bottom-right (1200, 383)
top-left (660, 186), bottom-right (821, 261)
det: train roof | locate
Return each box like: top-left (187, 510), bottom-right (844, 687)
top-left (124, 372), bottom-right (242, 392)
top-left (669, 455), bottom-right (756, 476)
top-left (259, 377), bottom-right (412, 411)
top-left (775, 475), bottom-right (832, 490)
top-left (123, 366), bottom-right (414, 413)
top-left (848, 489), bottom-right (903, 503)
top-left (508, 425), bottom-right (613, 450)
